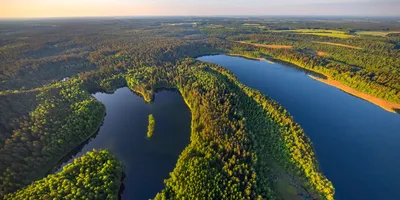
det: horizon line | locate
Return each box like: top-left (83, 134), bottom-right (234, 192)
top-left (1, 14), bottom-right (400, 20)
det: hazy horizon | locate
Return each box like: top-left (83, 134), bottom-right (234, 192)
top-left (2, 0), bottom-right (400, 19)
top-left (1, 15), bottom-right (400, 21)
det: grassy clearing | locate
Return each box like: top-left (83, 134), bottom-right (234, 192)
top-left (242, 23), bottom-right (266, 29)
top-left (262, 44), bottom-right (293, 49)
top-left (275, 178), bottom-right (303, 200)
top-left (271, 29), bottom-right (354, 38)
top-left (0, 43), bottom-right (26, 51)
top-left (300, 49), bottom-right (330, 57)
top-left (206, 24), bottom-right (224, 28)
top-left (356, 31), bottom-right (400, 37)
top-left (313, 41), bottom-right (362, 50)
top-left (300, 32), bottom-right (352, 38)
top-left (237, 41), bottom-right (293, 49)
top-left (317, 51), bottom-right (330, 56)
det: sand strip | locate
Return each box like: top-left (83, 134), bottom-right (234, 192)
top-left (309, 75), bottom-right (400, 113)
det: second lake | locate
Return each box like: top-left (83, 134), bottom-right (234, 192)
top-left (198, 55), bottom-right (400, 200)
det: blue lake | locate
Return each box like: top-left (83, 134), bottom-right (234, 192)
top-left (198, 55), bottom-right (400, 200)
top-left (56, 88), bottom-right (191, 200)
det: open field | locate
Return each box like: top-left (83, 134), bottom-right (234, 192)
top-left (313, 41), bottom-right (363, 50)
top-left (317, 51), bottom-right (330, 56)
top-left (356, 31), bottom-right (400, 37)
top-left (301, 49), bottom-right (330, 57)
top-left (0, 43), bottom-right (26, 51)
top-left (242, 23), bottom-right (266, 28)
top-left (271, 29), bottom-right (354, 38)
top-left (237, 41), bottom-right (293, 49)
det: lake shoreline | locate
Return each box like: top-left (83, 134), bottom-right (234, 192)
top-left (228, 53), bottom-right (267, 61)
top-left (309, 75), bottom-right (400, 113)
top-left (226, 53), bottom-right (328, 79)
top-left (235, 41), bottom-right (400, 113)
top-left (224, 52), bottom-right (399, 114)
top-left (45, 108), bottom-right (106, 175)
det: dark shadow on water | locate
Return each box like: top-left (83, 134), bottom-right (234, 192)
top-left (193, 52), bottom-right (224, 59)
top-left (86, 84), bottom-right (128, 95)
top-left (118, 172), bottom-right (126, 200)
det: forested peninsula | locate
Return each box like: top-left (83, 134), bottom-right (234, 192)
top-left (1, 17), bottom-right (399, 199)
top-left (4, 149), bottom-right (123, 199)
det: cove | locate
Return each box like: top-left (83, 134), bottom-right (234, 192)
top-left (55, 87), bottom-right (191, 199)
top-left (198, 55), bottom-right (400, 200)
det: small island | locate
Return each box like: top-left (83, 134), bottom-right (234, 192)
top-left (147, 114), bottom-right (155, 138)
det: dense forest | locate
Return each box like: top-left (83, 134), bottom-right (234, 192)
top-left (4, 149), bottom-right (123, 199)
top-left (0, 78), bottom-right (105, 196)
top-left (0, 17), bottom-right (399, 199)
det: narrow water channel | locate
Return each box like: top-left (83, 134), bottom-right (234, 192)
top-left (198, 55), bottom-right (400, 200)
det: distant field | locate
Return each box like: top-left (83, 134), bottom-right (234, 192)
top-left (313, 41), bottom-right (362, 50)
top-left (0, 43), bottom-right (26, 51)
top-left (206, 24), bottom-right (224, 28)
top-left (356, 31), bottom-right (400, 37)
top-left (300, 49), bottom-right (330, 57)
top-left (243, 23), bottom-right (260, 26)
top-left (271, 29), bottom-right (354, 38)
top-left (317, 51), bottom-right (330, 56)
top-left (237, 41), bottom-right (293, 49)
top-left (163, 22), bottom-right (198, 26)
top-left (260, 44), bottom-right (293, 49)
top-left (301, 49), bottom-right (330, 57)
top-left (242, 23), bottom-right (266, 29)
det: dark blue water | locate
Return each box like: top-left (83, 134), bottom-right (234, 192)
top-left (198, 55), bottom-right (400, 200)
top-left (57, 88), bottom-right (191, 200)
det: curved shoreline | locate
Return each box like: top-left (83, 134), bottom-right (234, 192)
top-left (234, 41), bottom-right (400, 113)
top-left (228, 53), bottom-right (266, 61)
top-left (44, 105), bottom-right (106, 175)
top-left (226, 50), bottom-right (400, 114)
top-left (309, 75), bottom-right (400, 113)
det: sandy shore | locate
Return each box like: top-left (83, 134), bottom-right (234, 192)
top-left (309, 75), bottom-right (400, 113)
top-left (226, 52), bottom-right (399, 114)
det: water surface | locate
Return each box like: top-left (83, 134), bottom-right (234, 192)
top-left (57, 88), bottom-right (191, 199)
top-left (198, 55), bottom-right (400, 200)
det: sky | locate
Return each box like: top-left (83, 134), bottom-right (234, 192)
top-left (1, 0), bottom-right (399, 18)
